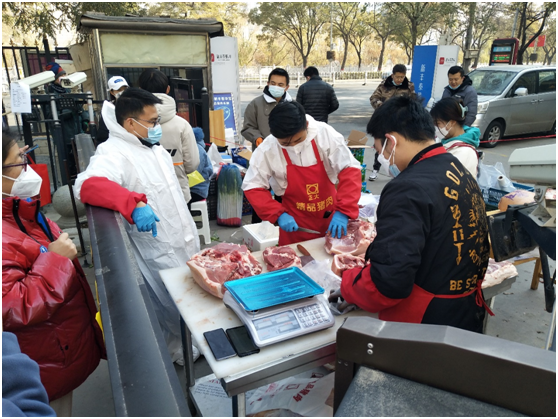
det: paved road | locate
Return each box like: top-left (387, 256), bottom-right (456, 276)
top-left (240, 81), bottom-right (556, 183)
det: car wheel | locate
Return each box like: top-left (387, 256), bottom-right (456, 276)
top-left (481, 121), bottom-right (504, 148)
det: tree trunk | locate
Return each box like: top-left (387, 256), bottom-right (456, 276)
top-left (378, 38), bottom-right (387, 72)
top-left (462, 3), bottom-right (476, 73)
top-left (341, 36), bottom-right (350, 70)
top-left (516, 3), bottom-right (528, 64)
top-left (302, 54), bottom-right (308, 68)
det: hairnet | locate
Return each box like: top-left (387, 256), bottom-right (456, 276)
top-left (268, 101), bottom-right (307, 139)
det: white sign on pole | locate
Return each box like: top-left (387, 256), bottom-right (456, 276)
top-left (431, 45), bottom-right (460, 102)
top-left (10, 81), bottom-right (32, 113)
top-left (211, 37), bottom-right (241, 140)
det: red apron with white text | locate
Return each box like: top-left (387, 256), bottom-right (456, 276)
top-left (279, 140), bottom-right (336, 245)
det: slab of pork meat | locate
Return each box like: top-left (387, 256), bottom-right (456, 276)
top-left (262, 246), bottom-right (302, 272)
top-left (325, 219), bottom-right (376, 256)
top-left (331, 253), bottom-right (367, 277)
top-left (187, 243), bottom-right (263, 298)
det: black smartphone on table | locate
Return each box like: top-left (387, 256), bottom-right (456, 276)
top-left (203, 328), bottom-right (237, 361)
top-left (226, 325), bottom-right (260, 357)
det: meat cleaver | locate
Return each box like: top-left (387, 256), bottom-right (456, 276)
top-left (297, 244), bottom-right (315, 267)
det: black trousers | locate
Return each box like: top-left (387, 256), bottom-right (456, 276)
top-left (373, 151), bottom-right (381, 171)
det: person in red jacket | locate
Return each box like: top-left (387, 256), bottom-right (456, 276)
top-left (2, 132), bottom-right (105, 415)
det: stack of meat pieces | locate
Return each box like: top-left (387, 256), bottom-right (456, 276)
top-left (262, 246), bottom-right (302, 272)
top-left (482, 259), bottom-right (518, 289)
top-left (325, 220), bottom-right (376, 277)
top-left (187, 243), bottom-right (263, 298)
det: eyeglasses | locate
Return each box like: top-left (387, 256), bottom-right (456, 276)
top-left (134, 116), bottom-right (161, 128)
top-left (2, 154), bottom-right (28, 172)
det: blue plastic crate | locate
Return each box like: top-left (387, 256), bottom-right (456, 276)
top-left (481, 182), bottom-right (534, 207)
top-left (231, 148), bottom-right (249, 168)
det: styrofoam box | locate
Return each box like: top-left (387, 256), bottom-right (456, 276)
top-left (242, 223), bottom-right (279, 252)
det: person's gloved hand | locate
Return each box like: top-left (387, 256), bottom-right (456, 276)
top-left (327, 211), bottom-right (349, 239)
top-left (132, 203), bottom-right (160, 237)
top-left (329, 288), bottom-right (359, 314)
top-left (277, 213), bottom-right (298, 233)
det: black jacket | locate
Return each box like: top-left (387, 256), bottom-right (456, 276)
top-left (296, 76), bottom-right (339, 123)
top-left (442, 75), bottom-right (478, 126)
top-left (367, 144), bottom-right (488, 332)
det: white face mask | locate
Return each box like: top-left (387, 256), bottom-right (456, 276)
top-left (377, 136), bottom-right (400, 178)
top-left (115, 91), bottom-right (123, 99)
top-left (435, 122), bottom-right (451, 140)
top-left (268, 85), bottom-right (285, 98)
top-left (2, 166), bottom-right (43, 199)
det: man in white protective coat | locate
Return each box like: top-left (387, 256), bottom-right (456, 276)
top-left (74, 88), bottom-right (200, 364)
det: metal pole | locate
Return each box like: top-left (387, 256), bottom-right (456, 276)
top-left (86, 91), bottom-right (97, 142)
top-left (63, 158), bottom-right (88, 266)
top-left (50, 95), bottom-right (68, 185)
top-left (44, 124), bottom-right (58, 192)
top-left (43, 37), bottom-right (51, 63)
top-left (201, 87), bottom-right (210, 147)
top-left (297, 72), bottom-right (300, 87)
top-left (363, 71), bottom-right (367, 86)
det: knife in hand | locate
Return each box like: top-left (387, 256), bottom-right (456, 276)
top-left (297, 227), bottom-right (321, 234)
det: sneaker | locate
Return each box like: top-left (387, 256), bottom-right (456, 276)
top-left (368, 170), bottom-right (378, 181)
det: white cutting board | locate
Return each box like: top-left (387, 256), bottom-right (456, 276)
top-left (159, 237), bottom-right (377, 382)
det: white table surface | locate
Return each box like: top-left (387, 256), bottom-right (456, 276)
top-left (160, 237), bottom-right (377, 381)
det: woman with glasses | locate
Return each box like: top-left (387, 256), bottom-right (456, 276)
top-left (2, 131), bottom-right (105, 415)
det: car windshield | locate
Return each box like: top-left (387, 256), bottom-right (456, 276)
top-left (469, 70), bottom-right (517, 95)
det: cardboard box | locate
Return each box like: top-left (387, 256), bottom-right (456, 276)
top-left (346, 130), bottom-right (371, 148)
top-left (242, 223), bottom-right (279, 251)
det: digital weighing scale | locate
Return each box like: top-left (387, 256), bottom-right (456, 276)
top-left (223, 267), bottom-right (335, 347)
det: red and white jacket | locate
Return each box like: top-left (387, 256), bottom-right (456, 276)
top-left (2, 197), bottom-right (105, 401)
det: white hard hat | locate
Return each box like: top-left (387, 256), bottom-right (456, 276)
top-left (107, 76), bottom-right (129, 91)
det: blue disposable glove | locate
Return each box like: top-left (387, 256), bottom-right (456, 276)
top-left (327, 211), bottom-right (349, 239)
top-left (131, 204), bottom-right (160, 237)
top-left (277, 213), bottom-right (298, 233)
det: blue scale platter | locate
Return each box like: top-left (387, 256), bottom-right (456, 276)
top-left (223, 267), bottom-right (325, 311)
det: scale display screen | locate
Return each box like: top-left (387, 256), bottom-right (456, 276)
top-left (253, 310), bottom-right (300, 341)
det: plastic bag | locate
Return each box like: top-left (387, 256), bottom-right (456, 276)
top-left (477, 161), bottom-right (514, 192)
top-left (358, 194), bottom-right (380, 221)
top-left (207, 143), bottom-right (224, 172)
top-left (187, 170), bottom-right (206, 188)
top-left (257, 221), bottom-right (276, 240)
top-left (301, 259), bottom-right (340, 295)
top-left (246, 371), bottom-right (334, 417)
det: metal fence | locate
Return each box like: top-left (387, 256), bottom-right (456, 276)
top-left (240, 66), bottom-right (387, 87)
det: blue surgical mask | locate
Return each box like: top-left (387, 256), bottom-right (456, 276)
top-left (392, 80), bottom-right (402, 86)
top-left (449, 84), bottom-right (460, 90)
top-left (268, 85), bottom-right (285, 98)
top-left (377, 136), bottom-right (400, 178)
top-left (134, 119), bottom-right (163, 144)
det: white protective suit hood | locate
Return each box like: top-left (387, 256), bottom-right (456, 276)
top-left (153, 93), bottom-right (177, 125)
top-left (101, 101), bottom-right (148, 147)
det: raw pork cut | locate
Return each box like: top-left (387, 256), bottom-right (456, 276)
top-left (325, 220), bottom-right (376, 256)
top-left (482, 259), bottom-right (518, 289)
top-left (331, 254), bottom-right (367, 277)
top-left (263, 246), bottom-right (302, 272)
top-left (187, 243), bottom-right (263, 298)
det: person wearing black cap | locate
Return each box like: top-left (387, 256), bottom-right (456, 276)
top-left (242, 102), bottom-right (362, 245)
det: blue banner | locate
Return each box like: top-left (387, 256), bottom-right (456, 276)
top-left (213, 93), bottom-right (237, 135)
top-left (411, 46), bottom-right (438, 105)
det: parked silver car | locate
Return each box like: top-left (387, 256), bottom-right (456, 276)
top-left (468, 65), bottom-right (556, 147)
